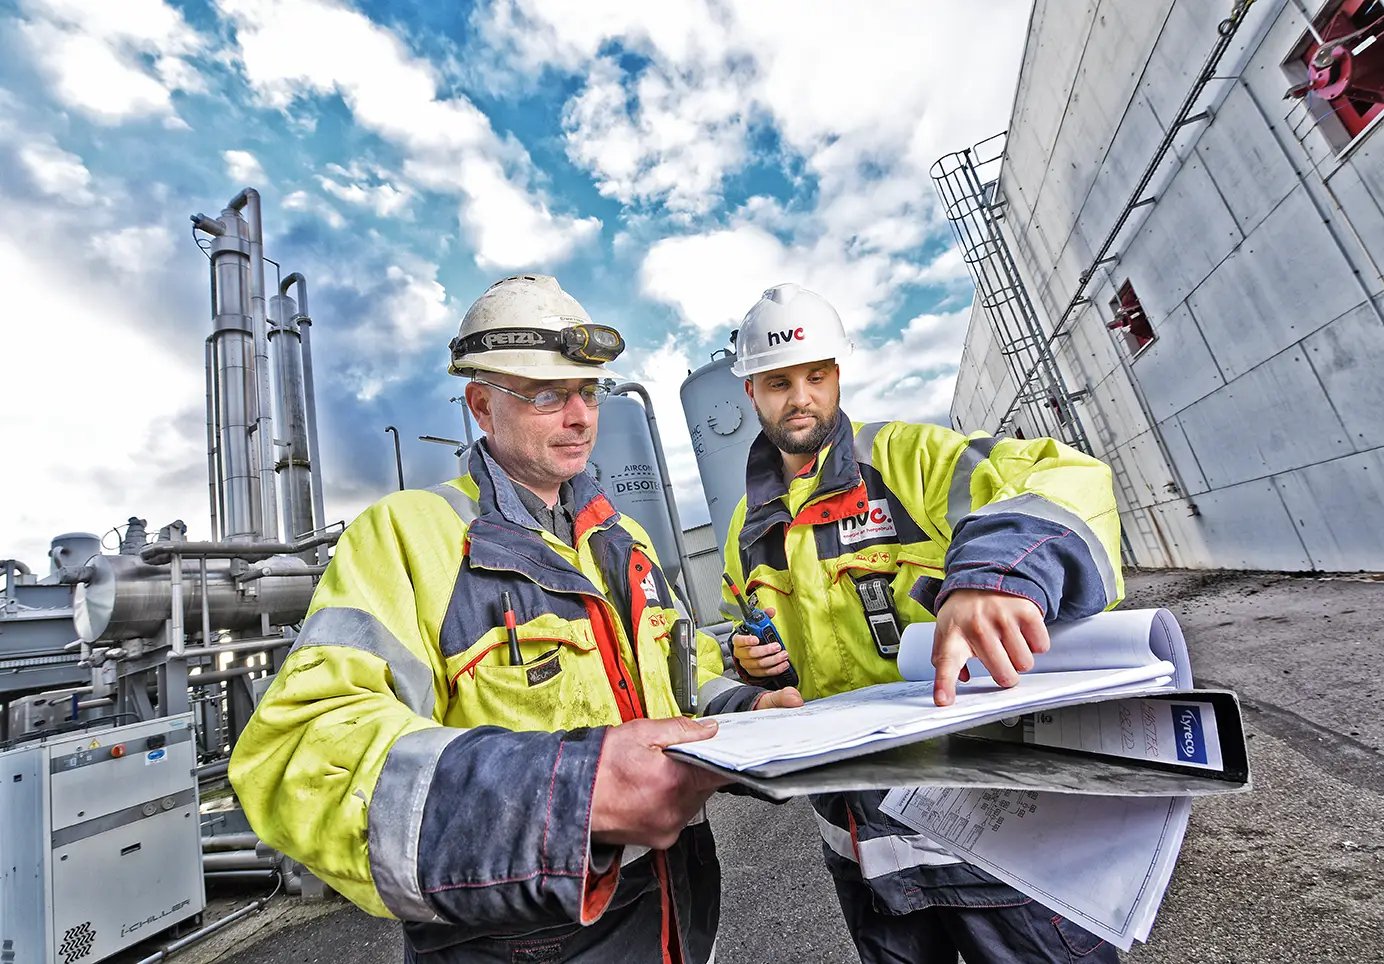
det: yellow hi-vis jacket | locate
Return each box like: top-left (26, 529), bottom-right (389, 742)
top-left (231, 441), bottom-right (750, 963)
top-left (723, 413), bottom-right (1124, 701)
top-left (722, 413), bottom-right (1124, 906)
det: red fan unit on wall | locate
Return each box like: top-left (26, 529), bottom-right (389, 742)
top-left (1287, 0), bottom-right (1384, 139)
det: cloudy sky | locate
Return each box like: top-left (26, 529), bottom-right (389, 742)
top-left (0, 0), bottom-right (1030, 567)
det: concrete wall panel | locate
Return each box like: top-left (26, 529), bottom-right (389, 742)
top-left (1159, 414), bottom-right (1210, 496)
top-left (1302, 301), bottom-right (1384, 452)
top-left (1273, 448), bottom-right (1384, 571)
top-left (1196, 84), bottom-right (1299, 235)
top-left (1153, 477), bottom-right (1312, 570)
top-left (1187, 187), bottom-right (1365, 380)
top-left (1130, 302), bottom-right (1226, 420)
top-left (1077, 96), bottom-right (1167, 256)
top-left (1114, 157), bottom-right (1242, 311)
top-left (1323, 159), bottom-right (1384, 298)
top-left (1177, 347), bottom-right (1352, 488)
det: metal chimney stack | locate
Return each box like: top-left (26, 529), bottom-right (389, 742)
top-left (193, 191), bottom-right (278, 542)
top-left (268, 289), bottom-right (315, 545)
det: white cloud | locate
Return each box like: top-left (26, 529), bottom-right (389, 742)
top-left (223, 149), bottom-right (267, 184)
top-left (218, 0), bottom-right (599, 268)
top-left (638, 218), bottom-right (919, 339)
top-left (334, 257), bottom-right (458, 401)
top-left (457, 156), bottom-right (600, 269)
top-left (15, 0), bottom-right (207, 124)
top-left (316, 172), bottom-right (413, 218)
top-left (562, 56), bottom-right (751, 215)
top-left (0, 221), bottom-right (205, 568)
top-left (282, 189), bottom-right (345, 229)
top-left (475, 0), bottom-right (1029, 295)
top-left (18, 140), bottom-right (94, 203)
top-left (841, 307), bottom-right (971, 424)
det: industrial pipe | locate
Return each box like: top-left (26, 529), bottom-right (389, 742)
top-left (203, 850), bottom-right (277, 872)
top-left (230, 188), bottom-right (280, 542)
top-left (612, 383), bottom-right (700, 624)
top-left (139, 531), bottom-right (338, 565)
top-left (269, 292), bottom-right (315, 545)
top-left (130, 891), bottom-right (275, 964)
top-left (385, 426), bottom-right (406, 490)
top-left (282, 273), bottom-right (329, 563)
top-left (188, 665), bottom-right (266, 686)
top-left (175, 636), bottom-right (292, 660)
top-left (201, 832), bottom-right (259, 852)
top-left (196, 761), bottom-right (234, 783)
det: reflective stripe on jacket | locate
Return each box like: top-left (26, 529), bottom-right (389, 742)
top-left (230, 440), bottom-right (750, 962)
top-left (721, 412), bottom-right (1124, 896)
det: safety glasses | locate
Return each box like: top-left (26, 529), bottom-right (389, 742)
top-left (473, 378), bottom-right (611, 414)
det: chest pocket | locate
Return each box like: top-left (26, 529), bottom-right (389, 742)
top-left (444, 617), bottom-right (618, 731)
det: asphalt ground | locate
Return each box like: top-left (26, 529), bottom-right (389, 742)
top-left (123, 569), bottom-right (1384, 964)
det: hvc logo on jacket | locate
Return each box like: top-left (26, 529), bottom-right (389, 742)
top-left (838, 499), bottom-right (897, 545)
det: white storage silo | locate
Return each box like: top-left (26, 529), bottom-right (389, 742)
top-left (679, 352), bottom-right (758, 551)
top-left (589, 391), bottom-right (684, 589)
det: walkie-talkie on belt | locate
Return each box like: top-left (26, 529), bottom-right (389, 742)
top-left (669, 618), bottom-right (698, 715)
top-left (722, 573), bottom-right (799, 689)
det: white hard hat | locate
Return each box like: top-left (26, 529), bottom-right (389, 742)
top-left (449, 274), bottom-right (625, 380)
top-left (730, 283), bottom-right (852, 378)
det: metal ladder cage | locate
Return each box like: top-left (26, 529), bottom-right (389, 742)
top-left (931, 133), bottom-right (1095, 455)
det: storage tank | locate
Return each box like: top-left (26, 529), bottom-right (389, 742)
top-left (47, 533), bottom-right (101, 576)
top-left (589, 392), bottom-right (683, 587)
top-left (679, 352), bottom-right (757, 550)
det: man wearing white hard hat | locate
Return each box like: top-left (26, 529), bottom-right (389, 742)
top-left (233, 274), bottom-right (801, 963)
top-left (721, 283), bottom-right (1123, 963)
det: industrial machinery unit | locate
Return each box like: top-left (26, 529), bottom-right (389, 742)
top-left (0, 715), bottom-right (205, 963)
top-left (0, 187), bottom-right (337, 960)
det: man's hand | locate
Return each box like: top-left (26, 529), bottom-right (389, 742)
top-left (730, 606), bottom-right (790, 677)
top-left (590, 717), bottom-right (728, 850)
top-left (931, 589), bottom-right (1049, 708)
top-left (752, 687), bottom-right (804, 710)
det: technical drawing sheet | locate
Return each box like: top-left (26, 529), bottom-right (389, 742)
top-left (881, 786), bottom-right (1191, 950)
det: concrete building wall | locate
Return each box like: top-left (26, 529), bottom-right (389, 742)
top-left (951, 0), bottom-right (1384, 571)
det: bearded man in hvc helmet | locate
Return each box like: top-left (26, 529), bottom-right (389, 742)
top-left (721, 282), bottom-right (1125, 964)
top-left (231, 274), bottom-right (802, 963)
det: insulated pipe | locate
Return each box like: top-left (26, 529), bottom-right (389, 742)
top-left (203, 850), bottom-right (277, 872)
top-left (229, 188), bottom-right (279, 542)
top-left (281, 273), bottom-right (328, 563)
top-left (204, 336), bottom-right (222, 540)
top-left (196, 206), bottom-right (260, 541)
top-left (139, 531), bottom-right (338, 565)
top-left (269, 293), bottom-right (314, 546)
top-left (201, 832), bottom-right (260, 852)
top-left (612, 383), bottom-right (700, 624)
top-left (196, 762), bottom-right (235, 784)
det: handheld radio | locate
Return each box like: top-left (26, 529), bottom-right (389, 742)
top-left (722, 574), bottom-right (799, 689)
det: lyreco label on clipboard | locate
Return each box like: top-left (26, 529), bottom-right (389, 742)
top-left (1025, 698), bottom-right (1225, 771)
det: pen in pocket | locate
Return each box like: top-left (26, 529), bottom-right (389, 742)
top-left (502, 591), bottom-right (522, 665)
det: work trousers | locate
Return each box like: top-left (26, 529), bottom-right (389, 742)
top-left (833, 875), bottom-right (1118, 964)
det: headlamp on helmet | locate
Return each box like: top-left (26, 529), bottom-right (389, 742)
top-left (449, 321), bottom-right (625, 368)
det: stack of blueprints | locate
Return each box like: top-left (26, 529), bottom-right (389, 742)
top-left (667, 608), bottom-right (1252, 950)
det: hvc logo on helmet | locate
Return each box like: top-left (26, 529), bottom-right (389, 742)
top-left (766, 327), bottom-right (806, 346)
